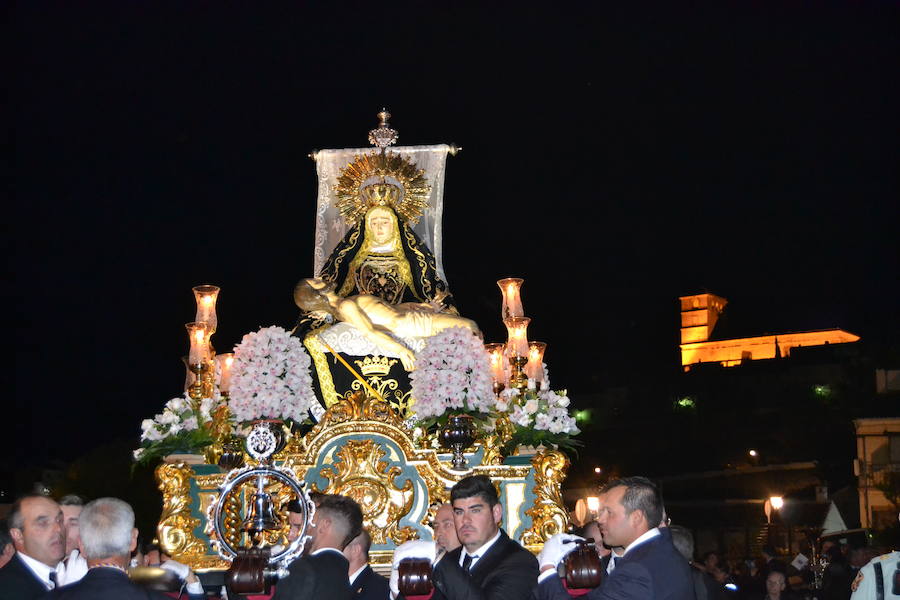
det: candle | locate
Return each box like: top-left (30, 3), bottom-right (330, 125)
top-left (503, 317), bottom-right (531, 357)
top-left (484, 343), bottom-right (507, 385)
top-left (525, 341), bottom-right (547, 381)
top-left (192, 285), bottom-right (220, 331)
top-left (497, 278), bottom-right (524, 320)
top-left (186, 322), bottom-right (210, 365)
top-left (217, 353), bottom-right (234, 393)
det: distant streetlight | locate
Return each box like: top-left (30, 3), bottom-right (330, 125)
top-left (749, 449), bottom-right (758, 457)
top-left (586, 496), bottom-right (600, 518)
top-left (594, 466), bottom-right (603, 474)
top-left (769, 496), bottom-right (784, 510)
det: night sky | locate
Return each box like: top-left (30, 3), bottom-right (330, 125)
top-left (11, 3), bottom-right (899, 481)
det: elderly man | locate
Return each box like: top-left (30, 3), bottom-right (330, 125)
top-left (392, 474), bottom-right (539, 600)
top-left (536, 477), bottom-right (694, 600)
top-left (42, 497), bottom-right (202, 600)
top-left (273, 494), bottom-right (363, 600)
top-left (344, 529), bottom-right (389, 600)
top-left (433, 503), bottom-right (461, 557)
top-left (0, 494), bottom-right (65, 599)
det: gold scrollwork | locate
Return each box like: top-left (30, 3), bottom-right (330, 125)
top-left (521, 449), bottom-right (570, 548)
top-left (319, 438), bottom-right (416, 545)
top-left (156, 463), bottom-right (208, 560)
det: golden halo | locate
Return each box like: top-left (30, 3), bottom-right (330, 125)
top-left (333, 151), bottom-right (431, 225)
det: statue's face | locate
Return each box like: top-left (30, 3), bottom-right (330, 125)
top-left (366, 207), bottom-right (395, 245)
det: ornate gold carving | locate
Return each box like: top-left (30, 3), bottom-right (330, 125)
top-left (156, 463), bottom-right (207, 560)
top-left (319, 439), bottom-right (416, 545)
top-left (334, 152), bottom-right (431, 225)
top-left (480, 415), bottom-right (515, 466)
top-left (521, 449), bottom-right (570, 548)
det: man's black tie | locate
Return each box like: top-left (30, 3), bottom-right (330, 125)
top-left (48, 571), bottom-right (58, 589)
top-left (462, 553), bottom-right (475, 572)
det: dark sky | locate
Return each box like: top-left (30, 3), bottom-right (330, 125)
top-left (10, 2), bottom-right (899, 472)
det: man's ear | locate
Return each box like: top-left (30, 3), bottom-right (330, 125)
top-left (129, 528), bottom-right (139, 553)
top-left (492, 503), bottom-right (502, 526)
top-left (9, 528), bottom-right (24, 549)
top-left (628, 509), bottom-right (646, 530)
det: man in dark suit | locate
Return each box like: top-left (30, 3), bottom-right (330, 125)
top-left (0, 494), bottom-right (66, 600)
top-left (535, 476), bottom-right (695, 600)
top-left (395, 474), bottom-right (539, 600)
top-left (41, 497), bottom-right (191, 600)
top-left (273, 494), bottom-right (363, 600)
top-left (344, 529), bottom-right (389, 600)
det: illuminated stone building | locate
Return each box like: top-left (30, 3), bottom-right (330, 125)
top-left (679, 293), bottom-right (860, 370)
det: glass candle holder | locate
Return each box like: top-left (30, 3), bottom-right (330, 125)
top-left (503, 317), bottom-right (531, 358)
top-left (497, 278), bottom-right (524, 320)
top-left (193, 285), bottom-right (220, 332)
top-left (484, 343), bottom-right (507, 386)
top-left (185, 321), bottom-right (211, 365)
top-left (526, 341), bottom-right (547, 381)
top-left (217, 352), bottom-right (235, 393)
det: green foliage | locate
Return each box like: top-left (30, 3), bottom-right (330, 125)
top-left (133, 428), bottom-right (213, 468)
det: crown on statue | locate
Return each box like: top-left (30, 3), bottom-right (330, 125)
top-left (355, 355), bottom-right (398, 376)
top-left (360, 182), bottom-right (402, 209)
top-left (333, 110), bottom-right (432, 226)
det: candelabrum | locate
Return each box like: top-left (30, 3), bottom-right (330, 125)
top-left (187, 361), bottom-right (210, 402)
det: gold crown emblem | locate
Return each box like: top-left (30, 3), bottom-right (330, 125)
top-left (355, 355), bottom-right (398, 376)
top-left (360, 182), bottom-right (402, 208)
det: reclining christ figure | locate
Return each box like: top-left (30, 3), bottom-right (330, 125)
top-left (294, 277), bottom-right (480, 371)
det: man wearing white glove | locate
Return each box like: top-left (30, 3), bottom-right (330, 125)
top-left (393, 475), bottom-right (539, 600)
top-left (41, 497), bottom-right (181, 599)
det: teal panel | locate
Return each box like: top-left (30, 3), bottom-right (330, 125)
top-left (305, 434), bottom-right (433, 551)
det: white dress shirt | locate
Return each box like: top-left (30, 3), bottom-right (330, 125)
top-left (459, 529), bottom-right (502, 572)
top-left (18, 552), bottom-right (56, 590)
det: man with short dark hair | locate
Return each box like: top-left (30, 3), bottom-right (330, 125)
top-left (57, 496), bottom-right (83, 557)
top-left (394, 474), bottom-right (539, 600)
top-left (536, 476), bottom-right (694, 600)
top-left (0, 494), bottom-right (65, 599)
top-left (273, 494), bottom-right (363, 600)
top-left (344, 529), bottom-right (389, 600)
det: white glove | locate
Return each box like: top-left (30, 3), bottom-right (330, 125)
top-left (160, 558), bottom-right (191, 579)
top-left (56, 550), bottom-right (89, 586)
top-left (537, 533), bottom-right (584, 569)
top-left (161, 559), bottom-right (203, 595)
top-left (389, 540), bottom-right (437, 597)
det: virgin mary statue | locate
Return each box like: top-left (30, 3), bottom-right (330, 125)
top-left (295, 125), bottom-right (460, 417)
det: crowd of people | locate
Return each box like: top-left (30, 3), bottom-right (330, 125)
top-left (0, 475), bottom-right (895, 599)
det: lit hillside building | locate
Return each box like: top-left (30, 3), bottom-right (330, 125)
top-left (679, 293), bottom-right (860, 371)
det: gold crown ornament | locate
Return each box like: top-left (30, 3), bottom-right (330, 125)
top-left (355, 355), bottom-right (398, 377)
top-left (333, 110), bottom-right (432, 226)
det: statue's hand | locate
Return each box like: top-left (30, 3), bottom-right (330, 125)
top-left (399, 348), bottom-right (416, 371)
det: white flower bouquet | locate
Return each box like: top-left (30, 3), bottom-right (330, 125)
top-left (227, 325), bottom-right (316, 423)
top-left (493, 382), bottom-right (581, 453)
top-left (408, 327), bottom-right (494, 424)
top-left (133, 393), bottom-right (217, 466)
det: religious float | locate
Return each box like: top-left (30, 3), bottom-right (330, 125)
top-left (134, 111), bottom-right (581, 587)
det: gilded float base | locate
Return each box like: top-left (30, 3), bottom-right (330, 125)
top-left (154, 393), bottom-right (569, 570)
